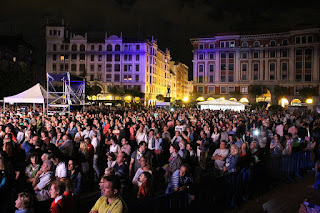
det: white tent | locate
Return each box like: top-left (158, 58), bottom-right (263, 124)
top-left (197, 99), bottom-right (245, 111)
top-left (3, 83), bottom-right (57, 113)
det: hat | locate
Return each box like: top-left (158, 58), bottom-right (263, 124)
top-left (171, 142), bottom-right (180, 152)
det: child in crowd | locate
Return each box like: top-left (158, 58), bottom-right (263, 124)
top-left (137, 171), bottom-right (152, 200)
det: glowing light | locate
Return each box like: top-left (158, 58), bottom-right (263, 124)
top-left (60, 55), bottom-right (65, 61)
top-left (207, 97), bottom-right (214, 101)
top-left (107, 95), bottom-right (113, 100)
top-left (253, 129), bottom-right (259, 136)
top-left (240, 98), bottom-right (249, 103)
top-left (279, 98), bottom-right (289, 108)
top-left (219, 97), bottom-right (225, 100)
top-left (306, 98), bottom-right (313, 104)
top-left (291, 99), bottom-right (301, 106)
top-left (196, 97), bottom-right (205, 101)
top-left (183, 97), bottom-right (189, 102)
top-left (170, 108), bottom-right (174, 111)
top-left (229, 98), bottom-right (237, 101)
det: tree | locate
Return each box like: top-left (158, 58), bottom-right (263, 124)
top-left (249, 85), bottom-right (268, 98)
top-left (156, 94), bottom-right (165, 101)
top-left (229, 91), bottom-right (242, 100)
top-left (298, 86), bottom-right (318, 99)
top-left (189, 91), bottom-right (201, 103)
top-left (87, 84), bottom-right (102, 96)
top-left (273, 86), bottom-right (290, 100)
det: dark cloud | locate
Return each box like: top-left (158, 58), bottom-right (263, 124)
top-left (1, 0), bottom-right (320, 75)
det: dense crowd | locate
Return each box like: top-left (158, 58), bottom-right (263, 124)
top-left (0, 105), bottom-right (320, 213)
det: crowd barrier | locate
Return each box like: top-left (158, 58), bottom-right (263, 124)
top-left (129, 150), bottom-right (315, 212)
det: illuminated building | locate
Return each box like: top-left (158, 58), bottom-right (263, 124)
top-left (45, 21), bottom-right (189, 105)
top-left (190, 28), bottom-right (320, 106)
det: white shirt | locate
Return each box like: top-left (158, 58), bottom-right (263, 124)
top-left (55, 162), bottom-right (67, 178)
top-left (212, 149), bottom-right (229, 170)
top-left (91, 137), bottom-right (100, 158)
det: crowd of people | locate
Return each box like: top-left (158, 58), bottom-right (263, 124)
top-left (0, 105), bottom-right (320, 213)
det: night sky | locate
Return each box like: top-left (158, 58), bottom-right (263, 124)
top-left (1, 0), bottom-right (320, 78)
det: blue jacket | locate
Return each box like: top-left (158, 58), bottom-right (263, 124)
top-left (225, 154), bottom-right (239, 173)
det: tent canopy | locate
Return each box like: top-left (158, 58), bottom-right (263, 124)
top-left (3, 83), bottom-right (57, 104)
top-left (197, 99), bottom-right (245, 111)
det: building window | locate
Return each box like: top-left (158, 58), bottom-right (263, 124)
top-left (209, 75), bottom-right (214, 82)
top-left (296, 49), bottom-right (302, 56)
top-left (124, 65), bottom-right (128, 72)
top-left (71, 54), bottom-right (77, 61)
top-left (199, 44), bottom-right (204, 49)
top-left (90, 55), bottom-right (94, 61)
top-left (241, 74), bottom-right (247, 80)
top-left (114, 64), bottom-right (120, 72)
top-left (305, 61), bottom-right (312, 69)
top-left (199, 76), bottom-right (203, 83)
top-left (199, 53), bottom-right (204, 60)
top-left (115, 54), bottom-right (120, 61)
top-left (72, 44), bottom-right (77, 51)
top-left (80, 44), bottom-right (85, 51)
top-left (220, 86), bottom-right (227, 94)
top-left (209, 43), bottom-right (214, 49)
top-left (106, 74), bottom-right (112, 82)
top-left (208, 86), bottom-right (215, 93)
top-left (128, 55), bottom-right (132, 61)
top-left (308, 36), bottom-right (313, 43)
top-left (106, 64), bottom-right (112, 72)
top-left (98, 55), bottom-right (102, 61)
top-left (254, 41), bottom-right (260, 47)
top-left (114, 74), bottom-right (120, 82)
top-left (209, 64), bottom-right (214, 72)
top-left (228, 52), bottom-right (234, 58)
top-left (228, 75), bottom-right (234, 82)
top-left (281, 62), bottom-right (288, 80)
top-left (198, 86), bottom-right (204, 93)
top-left (80, 54), bottom-right (85, 61)
top-left (115, 44), bottom-right (120, 51)
top-left (90, 75), bottom-right (94, 81)
top-left (221, 63), bottom-right (226, 70)
top-left (229, 64), bottom-right (234, 71)
top-left (136, 75), bottom-right (139, 82)
top-left (221, 53), bottom-right (226, 58)
top-left (71, 64), bottom-right (77, 72)
top-left (241, 52), bottom-right (248, 59)
top-left (270, 40), bottom-right (276, 46)
top-left (97, 65), bottom-right (101, 72)
top-left (305, 74), bottom-right (311, 81)
top-left (79, 64), bottom-right (85, 72)
top-left (269, 50), bottom-right (276, 58)
top-left (209, 53), bottom-right (215, 60)
top-left (296, 74), bottom-right (302, 82)
top-left (228, 86), bottom-right (235, 93)
top-left (242, 64), bottom-right (247, 71)
top-left (106, 54), bottom-right (112, 61)
top-left (253, 51), bottom-right (259, 58)
top-left (282, 40), bottom-right (289, 46)
top-left (136, 55), bottom-right (140, 61)
top-left (198, 64), bottom-right (204, 72)
top-left (107, 44), bottom-right (112, 51)
top-left (91, 45), bottom-right (95, 51)
top-left (241, 86), bottom-right (248, 94)
top-left (221, 75), bottom-right (226, 82)
top-left (281, 49), bottom-right (288, 57)
top-left (90, 64), bottom-right (94, 72)
top-left (296, 62), bottom-right (302, 69)
top-left (53, 44), bottom-right (57, 51)
top-left (242, 42), bottom-right (248, 48)
top-left (53, 54), bottom-right (57, 61)
top-left (253, 63), bottom-right (259, 80)
top-left (135, 64), bottom-right (140, 72)
top-left (269, 63), bottom-right (275, 80)
top-left (253, 63), bottom-right (259, 71)
top-left (52, 64), bottom-right (56, 71)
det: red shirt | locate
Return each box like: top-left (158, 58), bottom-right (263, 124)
top-left (50, 196), bottom-right (64, 213)
top-left (138, 182), bottom-right (152, 200)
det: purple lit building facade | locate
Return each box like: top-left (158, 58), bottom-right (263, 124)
top-left (45, 22), bottom-right (182, 105)
top-left (191, 28), bottom-right (320, 106)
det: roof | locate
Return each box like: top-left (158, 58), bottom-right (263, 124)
top-left (197, 99), bottom-right (244, 106)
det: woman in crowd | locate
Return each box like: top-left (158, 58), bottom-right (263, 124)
top-left (223, 144), bottom-right (239, 173)
top-left (132, 156), bottom-right (152, 187)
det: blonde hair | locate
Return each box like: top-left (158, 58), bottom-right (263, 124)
top-left (79, 142), bottom-right (89, 159)
top-left (231, 144), bottom-right (239, 155)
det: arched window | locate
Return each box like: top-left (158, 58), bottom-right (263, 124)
top-left (72, 44), bottom-right (77, 51)
top-left (115, 44), bottom-right (120, 51)
top-left (99, 45), bottom-right (102, 51)
top-left (270, 40), bottom-right (276, 46)
top-left (107, 44), bottom-right (112, 51)
top-left (91, 45), bottom-right (95, 50)
top-left (242, 42), bottom-right (248, 48)
top-left (136, 45), bottom-right (140, 51)
top-left (80, 44), bottom-right (85, 51)
top-left (254, 41), bottom-right (260, 47)
top-left (282, 39), bottom-right (289, 46)
top-left (65, 45), bottom-right (69, 50)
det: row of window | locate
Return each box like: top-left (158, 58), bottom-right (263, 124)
top-left (52, 63), bottom-right (140, 72)
top-left (197, 35), bottom-right (313, 50)
top-left (51, 44), bottom-right (141, 52)
top-left (197, 86), bottom-right (248, 94)
top-left (90, 74), bottom-right (140, 82)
